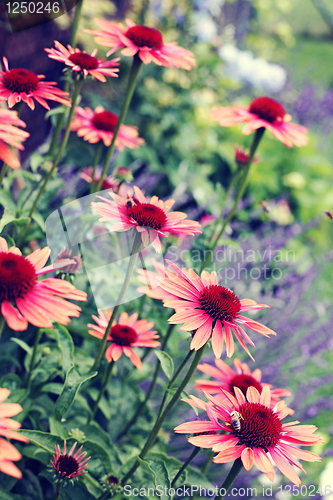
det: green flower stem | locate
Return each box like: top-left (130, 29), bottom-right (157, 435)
top-left (95, 55), bottom-right (143, 193)
top-left (171, 447), bottom-right (201, 487)
top-left (201, 128), bottom-right (265, 271)
top-left (116, 323), bottom-right (175, 441)
top-left (87, 361), bottom-right (114, 424)
top-left (121, 345), bottom-right (206, 485)
top-left (26, 328), bottom-right (42, 390)
top-left (0, 163), bottom-right (9, 187)
top-left (70, 0), bottom-right (84, 47)
top-left (156, 349), bottom-right (193, 420)
top-left (0, 314), bottom-right (5, 340)
top-left (208, 166), bottom-right (242, 247)
top-left (202, 449), bottom-right (215, 475)
top-left (54, 481), bottom-right (63, 500)
top-left (90, 142), bottom-right (104, 193)
top-left (48, 0), bottom-right (83, 156)
top-left (90, 233), bottom-right (142, 373)
top-left (214, 458), bottom-right (243, 500)
top-left (17, 78), bottom-right (83, 246)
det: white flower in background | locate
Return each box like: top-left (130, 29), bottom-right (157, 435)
top-left (192, 12), bottom-right (217, 41)
top-left (218, 44), bottom-right (287, 92)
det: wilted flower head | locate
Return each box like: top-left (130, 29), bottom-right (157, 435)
top-left (0, 57), bottom-right (71, 110)
top-left (51, 441), bottom-right (90, 481)
top-left (45, 41), bottom-right (119, 82)
top-left (212, 96), bottom-right (308, 148)
top-left (86, 18), bottom-right (196, 70)
top-left (234, 145), bottom-right (259, 166)
top-left (114, 166), bottom-right (133, 183)
top-left (57, 248), bottom-right (82, 274)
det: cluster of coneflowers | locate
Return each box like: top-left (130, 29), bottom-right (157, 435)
top-left (0, 8), bottom-right (322, 498)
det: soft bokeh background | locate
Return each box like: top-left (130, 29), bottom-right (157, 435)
top-left (1, 0), bottom-right (333, 498)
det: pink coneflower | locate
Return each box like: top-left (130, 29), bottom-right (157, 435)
top-left (45, 41), bottom-right (120, 82)
top-left (70, 105), bottom-right (145, 151)
top-left (91, 186), bottom-right (201, 253)
top-left (0, 237), bottom-right (87, 331)
top-left (212, 97), bottom-right (308, 148)
top-left (0, 108), bottom-right (29, 170)
top-left (79, 166), bottom-right (119, 191)
top-left (114, 166), bottom-right (133, 183)
top-left (88, 311), bottom-right (160, 369)
top-left (234, 145), bottom-right (259, 166)
top-left (86, 18), bottom-right (196, 70)
top-left (51, 441), bottom-right (90, 480)
top-left (159, 261), bottom-right (275, 359)
top-left (175, 386), bottom-right (322, 486)
top-left (0, 57), bottom-right (71, 111)
top-left (195, 358), bottom-right (293, 413)
top-left (137, 258), bottom-right (177, 301)
top-left (0, 388), bottom-right (29, 478)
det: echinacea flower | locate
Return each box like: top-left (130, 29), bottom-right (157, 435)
top-left (0, 237), bottom-right (87, 331)
top-left (70, 105), bottom-right (145, 151)
top-left (0, 108), bottom-right (29, 170)
top-left (114, 166), bottom-right (133, 183)
top-left (212, 96), bottom-right (308, 148)
top-left (45, 41), bottom-right (120, 82)
top-left (175, 386), bottom-right (322, 486)
top-left (234, 145), bottom-right (259, 166)
top-left (137, 258), bottom-right (177, 301)
top-left (158, 261), bottom-right (275, 359)
top-left (88, 311), bottom-right (160, 369)
top-left (0, 388), bottom-right (29, 478)
top-left (0, 57), bottom-right (71, 111)
top-left (86, 18), bottom-right (196, 70)
top-left (195, 358), bottom-right (293, 413)
top-left (79, 166), bottom-right (119, 191)
top-left (91, 186), bottom-right (201, 253)
top-left (51, 441), bottom-right (90, 480)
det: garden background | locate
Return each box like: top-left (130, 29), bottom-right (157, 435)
top-left (0, 0), bottom-right (333, 498)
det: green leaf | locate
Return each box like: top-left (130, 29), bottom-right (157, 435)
top-left (53, 324), bottom-right (74, 373)
top-left (10, 337), bottom-right (32, 356)
top-left (137, 456), bottom-right (156, 484)
top-left (80, 440), bottom-right (113, 480)
top-left (0, 488), bottom-right (27, 500)
top-left (145, 458), bottom-right (171, 493)
top-left (154, 350), bottom-right (174, 380)
top-left (0, 209), bottom-right (30, 232)
top-left (17, 430), bottom-right (67, 454)
top-left (49, 417), bottom-right (69, 439)
top-left (31, 212), bottom-right (45, 231)
top-left (0, 234), bottom-right (15, 248)
top-left (54, 366), bottom-right (97, 421)
top-left (0, 189), bottom-right (16, 212)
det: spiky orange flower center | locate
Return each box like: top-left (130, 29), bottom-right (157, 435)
top-left (200, 285), bottom-right (241, 322)
top-left (127, 203), bottom-right (167, 230)
top-left (56, 455), bottom-right (80, 478)
top-left (3, 68), bottom-right (39, 93)
top-left (0, 253), bottom-right (36, 302)
top-left (232, 403), bottom-right (282, 449)
top-left (249, 97), bottom-right (285, 123)
top-left (125, 25), bottom-right (163, 50)
top-left (230, 374), bottom-right (262, 396)
top-left (111, 324), bottom-right (138, 346)
top-left (68, 52), bottom-right (99, 70)
top-left (92, 110), bottom-right (118, 132)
